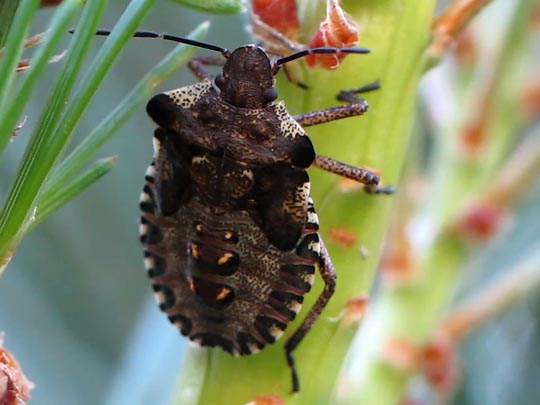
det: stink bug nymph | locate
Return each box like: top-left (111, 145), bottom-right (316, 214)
top-left (96, 29), bottom-right (390, 392)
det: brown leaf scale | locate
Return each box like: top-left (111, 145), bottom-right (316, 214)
top-left (340, 296), bottom-right (368, 325)
top-left (382, 337), bottom-right (419, 371)
top-left (328, 226), bottom-right (357, 248)
top-left (459, 120), bottom-right (486, 156)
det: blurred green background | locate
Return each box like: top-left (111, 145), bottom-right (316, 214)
top-left (0, 1), bottom-right (539, 404)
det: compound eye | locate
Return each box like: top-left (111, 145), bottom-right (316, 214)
top-left (262, 87), bottom-right (278, 103)
top-left (215, 73), bottom-right (226, 89)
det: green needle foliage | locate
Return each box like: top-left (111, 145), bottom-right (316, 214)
top-left (0, 1), bottom-right (209, 276)
top-left (168, 0), bottom-right (244, 14)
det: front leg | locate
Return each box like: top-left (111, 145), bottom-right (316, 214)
top-left (314, 155), bottom-right (377, 187)
top-left (187, 55), bottom-right (226, 81)
top-left (293, 81), bottom-right (380, 127)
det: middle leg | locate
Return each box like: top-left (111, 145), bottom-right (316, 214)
top-left (313, 155), bottom-right (394, 194)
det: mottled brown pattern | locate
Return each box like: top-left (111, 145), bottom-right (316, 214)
top-left (142, 193), bottom-right (317, 356)
top-left (147, 89), bottom-right (316, 168)
top-left (90, 27), bottom-right (389, 392)
top-left (137, 42), bottom-right (388, 393)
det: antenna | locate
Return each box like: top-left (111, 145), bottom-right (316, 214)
top-left (90, 29), bottom-right (229, 55)
top-left (83, 30), bottom-right (371, 70)
top-left (275, 46), bottom-right (370, 66)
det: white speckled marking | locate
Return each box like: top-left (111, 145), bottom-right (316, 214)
top-left (152, 136), bottom-right (161, 157)
top-left (139, 223), bottom-right (148, 236)
top-left (307, 210), bottom-right (319, 226)
top-left (308, 239), bottom-right (321, 255)
top-left (153, 290), bottom-right (166, 305)
top-left (247, 343), bottom-right (261, 354)
top-left (289, 300), bottom-right (303, 314)
top-left (275, 102), bottom-right (306, 138)
top-left (304, 273), bottom-right (315, 285)
top-left (140, 191), bottom-right (151, 203)
top-left (145, 164), bottom-right (156, 178)
top-left (193, 337), bottom-right (203, 345)
top-left (192, 155), bottom-right (209, 165)
top-left (165, 80), bottom-right (213, 108)
top-left (144, 256), bottom-right (155, 269)
top-left (241, 169), bottom-right (254, 180)
top-left (299, 182), bottom-right (310, 201)
top-left (270, 325), bottom-right (284, 339)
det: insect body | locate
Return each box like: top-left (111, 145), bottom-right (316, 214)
top-left (121, 31), bottom-right (390, 393)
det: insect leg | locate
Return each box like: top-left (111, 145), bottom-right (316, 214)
top-left (293, 81), bottom-right (380, 127)
top-left (337, 80), bottom-right (380, 102)
top-left (285, 238), bottom-right (336, 393)
top-left (295, 81), bottom-right (392, 193)
top-left (282, 65), bottom-right (308, 89)
top-left (313, 155), bottom-right (394, 194)
top-left (188, 55), bottom-right (226, 81)
top-left (293, 102), bottom-right (369, 127)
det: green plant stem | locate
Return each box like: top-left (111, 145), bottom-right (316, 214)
top-left (171, 0), bottom-right (436, 403)
top-left (343, 1), bottom-right (537, 403)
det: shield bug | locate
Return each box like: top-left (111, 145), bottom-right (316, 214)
top-left (96, 28), bottom-right (391, 392)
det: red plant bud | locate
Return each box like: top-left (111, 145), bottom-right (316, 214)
top-left (305, 0), bottom-right (359, 69)
top-left (456, 200), bottom-right (507, 241)
top-left (0, 336), bottom-right (33, 405)
top-left (251, 0), bottom-right (300, 40)
top-left (420, 335), bottom-right (459, 391)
